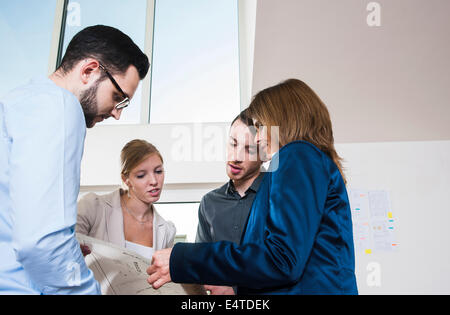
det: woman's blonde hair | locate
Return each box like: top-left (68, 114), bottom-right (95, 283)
top-left (247, 79), bottom-right (346, 183)
top-left (121, 140), bottom-right (163, 178)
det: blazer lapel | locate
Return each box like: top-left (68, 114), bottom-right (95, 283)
top-left (105, 189), bottom-right (126, 248)
top-left (153, 206), bottom-right (167, 250)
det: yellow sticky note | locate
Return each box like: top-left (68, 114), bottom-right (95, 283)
top-left (388, 212), bottom-right (393, 219)
top-left (365, 249), bottom-right (372, 254)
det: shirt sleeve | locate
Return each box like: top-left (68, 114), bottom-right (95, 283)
top-left (170, 142), bottom-right (330, 289)
top-left (7, 91), bottom-right (100, 295)
top-left (195, 197), bottom-right (213, 243)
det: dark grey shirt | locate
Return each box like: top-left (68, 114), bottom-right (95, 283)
top-left (196, 172), bottom-right (266, 245)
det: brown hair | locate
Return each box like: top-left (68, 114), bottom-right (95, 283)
top-left (121, 140), bottom-right (163, 178)
top-left (231, 109), bottom-right (254, 128)
top-left (247, 79), bottom-right (346, 183)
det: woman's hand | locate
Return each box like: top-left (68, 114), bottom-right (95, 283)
top-left (147, 248), bottom-right (172, 289)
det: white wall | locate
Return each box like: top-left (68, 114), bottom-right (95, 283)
top-left (340, 140), bottom-right (450, 294)
top-left (253, 0), bottom-right (450, 143)
top-left (80, 122), bottom-right (231, 187)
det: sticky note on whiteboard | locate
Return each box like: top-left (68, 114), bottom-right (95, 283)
top-left (365, 249), bottom-right (372, 254)
top-left (388, 212), bottom-right (393, 219)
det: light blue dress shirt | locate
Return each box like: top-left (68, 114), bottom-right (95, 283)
top-left (0, 77), bottom-right (100, 295)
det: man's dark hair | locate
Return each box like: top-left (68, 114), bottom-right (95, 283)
top-left (231, 108), bottom-right (254, 128)
top-left (58, 25), bottom-right (150, 79)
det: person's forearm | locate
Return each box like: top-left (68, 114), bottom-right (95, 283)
top-left (170, 240), bottom-right (301, 290)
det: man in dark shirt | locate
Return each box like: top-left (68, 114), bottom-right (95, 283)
top-left (196, 111), bottom-right (265, 295)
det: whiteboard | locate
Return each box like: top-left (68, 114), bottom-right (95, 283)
top-left (337, 140), bottom-right (450, 294)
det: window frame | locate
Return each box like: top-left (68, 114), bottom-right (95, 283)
top-left (49, 0), bottom-right (258, 198)
top-left (49, 0), bottom-right (155, 125)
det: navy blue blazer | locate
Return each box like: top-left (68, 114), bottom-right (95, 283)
top-left (170, 141), bottom-right (358, 295)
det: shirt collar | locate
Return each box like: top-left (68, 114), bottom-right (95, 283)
top-left (226, 171), bottom-right (266, 196)
top-left (226, 180), bottom-right (236, 195)
top-left (262, 150), bottom-right (280, 173)
top-left (248, 172), bottom-right (265, 193)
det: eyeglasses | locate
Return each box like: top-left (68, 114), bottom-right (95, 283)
top-left (98, 63), bottom-right (130, 110)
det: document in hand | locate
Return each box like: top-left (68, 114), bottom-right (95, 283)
top-left (76, 234), bottom-right (205, 295)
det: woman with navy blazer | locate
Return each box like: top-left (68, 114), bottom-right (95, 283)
top-left (147, 79), bottom-right (358, 295)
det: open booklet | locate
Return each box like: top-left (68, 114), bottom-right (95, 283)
top-left (77, 234), bottom-right (205, 295)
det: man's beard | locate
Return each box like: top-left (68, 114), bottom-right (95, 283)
top-left (79, 81), bottom-right (100, 128)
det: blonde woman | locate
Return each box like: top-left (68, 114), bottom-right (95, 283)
top-left (148, 79), bottom-right (358, 295)
top-left (77, 140), bottom-right (176, 259)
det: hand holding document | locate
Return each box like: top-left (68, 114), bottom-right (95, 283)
top-left (77, 234), bottom-right (205, 295)
top-left (147, 248), bottom-right (173, 289)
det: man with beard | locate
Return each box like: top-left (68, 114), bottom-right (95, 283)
top-left (0, 25), bottom-right (149, 294)
top-left (196, 111), bottom-right (265, 295)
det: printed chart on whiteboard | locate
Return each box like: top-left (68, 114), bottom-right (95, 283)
top-left (348, 190), bottom-right (399, 254)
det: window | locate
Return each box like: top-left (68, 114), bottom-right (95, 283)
top-left (58, 0), bottom-right (241, 125)
top-left (60, 0), bottom-right (148, 125)
top-left (0, 0), bottom-right (57, 97)
top-left (155, 202), bottom-right (200, 243)
top-left (150, 0), bottom-right (241, 124)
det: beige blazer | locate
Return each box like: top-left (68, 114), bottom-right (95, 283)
top-left (76, 189), bottom-right (176, 250)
